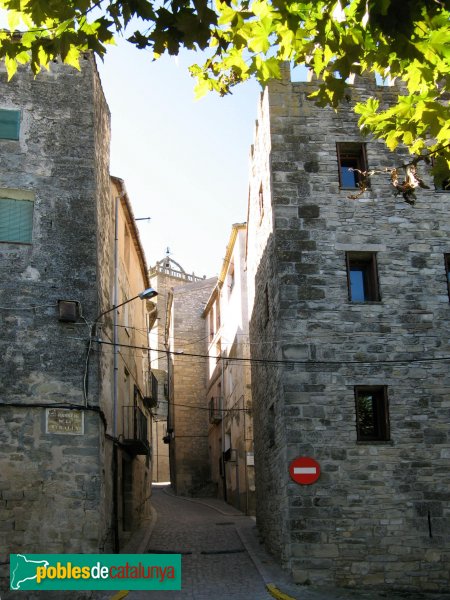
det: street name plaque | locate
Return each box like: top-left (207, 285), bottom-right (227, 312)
top-left (46, 408), bottom-right (84, 435)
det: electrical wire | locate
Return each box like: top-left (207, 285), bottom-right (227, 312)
top-left (80, 315), bottom-right (93, 407)
top-left (95, 339), bottom-right (450, 367)
top-left (168, 401), bottom-right (250, 413)
top-left (0, 303), bottom-right (58, 311)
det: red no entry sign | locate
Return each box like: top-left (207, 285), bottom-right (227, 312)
top-left (289, 457), bottom-right (320, 485)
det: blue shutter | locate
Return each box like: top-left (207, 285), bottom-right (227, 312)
top-left (0, 109), bottom-right (20, 140)
top-left (0, 198), bottom-right (34, 243)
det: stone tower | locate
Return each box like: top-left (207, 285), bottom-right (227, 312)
top-left (148, 254), bottom-right (212, 486)
top-left (246, 66), bottom-right (450, 590)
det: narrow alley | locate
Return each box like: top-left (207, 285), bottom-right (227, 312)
top-left (96, 486), bottom-right (450, 600)
top-left (110, 484), bottom-right (274, 600)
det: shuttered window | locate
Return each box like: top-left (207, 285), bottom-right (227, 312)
top-left (0, 198), bottom-right (34, 243)
top-left (0, 109), bottom-right (20, 140)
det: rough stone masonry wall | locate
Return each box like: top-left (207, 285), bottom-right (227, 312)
top-left (249, 68), bottom-right (450, 590)
top-left (247, 86), bottom-right (291, 565)
top-left (172, 278), bottom-right (216, 495)
top-left (0, 57), bottom-right (111, 594)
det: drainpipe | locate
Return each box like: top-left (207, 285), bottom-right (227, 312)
top-left (243, 393), bottom-right (249, 516)
top-left (113, 196), bottom-right (120, 439)
top-left (221, 353), bottom-right (227, 503)
top-left (112, 195), bottom-right (120, 553)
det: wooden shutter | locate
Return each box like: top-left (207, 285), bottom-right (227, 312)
top-left (0, 109), bottom-right (20, 140)
top-left (0, 198), bottom-right (33, 243)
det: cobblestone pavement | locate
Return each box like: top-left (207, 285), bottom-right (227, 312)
top-left (107, 484), bottom-right (273, 600)
top-left (97, 485), bottom-right (450, 600)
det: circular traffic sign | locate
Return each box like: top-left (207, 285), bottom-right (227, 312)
top-left (289, 456), bottom-right (321, 485)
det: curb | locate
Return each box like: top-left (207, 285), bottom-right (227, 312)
top-left (119, 505), bottom-right (157, 555)
top-left (110, 592), bottom-right (129, 600)
top-left (235, 524), bottom-right (299, 600)
top-left (104, 505), bottom-right (157, 599)
top-left (266, 583), bottom-right (297, 600)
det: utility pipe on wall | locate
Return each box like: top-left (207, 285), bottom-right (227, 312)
top-left (112, 194), bottom-right (120, 553)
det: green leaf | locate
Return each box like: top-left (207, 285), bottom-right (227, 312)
top-left (5, 54), bottom-right (17, 79)
top-left (7, 9), bottom-right (21, 31)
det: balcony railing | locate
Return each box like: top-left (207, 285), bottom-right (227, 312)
top-left (122, 405), bottom-right (149, 455)
top-left (209, 396), bottom-right (223, 424)
top-left (149, 264), bottom-right (205, 283)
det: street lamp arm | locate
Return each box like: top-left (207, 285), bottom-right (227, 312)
top-left (93, 287), bottom-right (158, 325)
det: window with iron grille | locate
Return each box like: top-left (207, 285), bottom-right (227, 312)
top-left (355, 386), bottom-right (390, 441)
top-left (209, 396), bottom-right (222, 424)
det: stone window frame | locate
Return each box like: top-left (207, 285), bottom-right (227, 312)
top-left (336, 142), bottom-right (369, 190)
top-left (354, 385), bottom-right (390, 442)
top-left (346, 251), bottom-right (381, 302)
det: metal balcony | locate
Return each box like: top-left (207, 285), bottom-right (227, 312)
top-left (209, 396), bottom-right (223, 424)
top-left (122, 405), bottom-right (149, 455)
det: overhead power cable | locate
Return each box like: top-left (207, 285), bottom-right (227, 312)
top-left (95, 339), bottom-right (450, 366)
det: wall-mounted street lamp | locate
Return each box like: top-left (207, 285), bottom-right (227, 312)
top-left (94, 287), bottom-right (158, 437)
top-left (94, 287), bottom-right (158, 324)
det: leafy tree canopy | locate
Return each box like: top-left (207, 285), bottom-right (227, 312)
top-left (0, 0), bottom-right (449, 173)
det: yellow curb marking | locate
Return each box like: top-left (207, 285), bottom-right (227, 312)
top-left (266, 582), bottom-right (296, 600)
top-left (111, 591), bottom-right (129, 600)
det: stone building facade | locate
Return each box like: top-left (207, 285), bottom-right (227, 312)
top-left (204, 224), bottom-right (255, 514)
top-left (246, 65), bottom-right (450, 590)
top-left (100, 177), bottom-right (155, 549)
top-left (149, 256), bottom-right (215, 493)
top-left (167, 276), bottom-right (216, 495)
top-left (0, 58), bottom-right (154, 595)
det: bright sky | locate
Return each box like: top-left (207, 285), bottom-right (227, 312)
top-left (97, 41), bottom-right (261, 278)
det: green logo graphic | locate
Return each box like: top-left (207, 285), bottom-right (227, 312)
top-left (10, 554), bottom-right (182, 591)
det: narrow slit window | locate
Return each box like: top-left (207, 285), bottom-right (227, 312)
top-left (355, 386), bottom-right (390, 441)
top-left (346, 252), bottom-right (380, 302)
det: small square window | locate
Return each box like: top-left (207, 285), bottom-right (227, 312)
top-left (355, 386), bottom-right (390, 441)
top-left (337, 142), bottom-right (369, 189)
top-left (346, 252), bottom-right (380, 302)
top-left (445, 254), bottom-right (450, 301)
top-left (0, 197), bottom-right (34, 243)
top-left (0, 109), bottom-right (20, 140)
